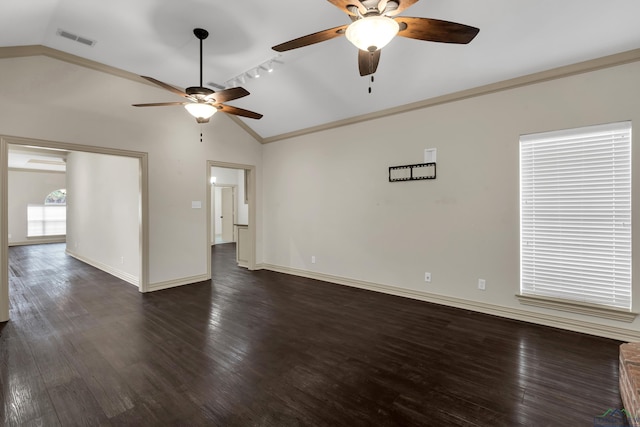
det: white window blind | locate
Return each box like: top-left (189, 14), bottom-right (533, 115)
top-left (520, 121), bottom-right (631, 310)
top-left (27, 204), bottom-right (66, 237)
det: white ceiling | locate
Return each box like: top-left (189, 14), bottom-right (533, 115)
top-left (2, 1), bottom-right (640, 140)
top-left (8, 146), bottom-right (67, 172)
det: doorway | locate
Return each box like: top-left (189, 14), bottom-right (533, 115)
top-left (206, 161), bottom-right (256, 277)
top-left (0, 135), bottom-right (149, 323)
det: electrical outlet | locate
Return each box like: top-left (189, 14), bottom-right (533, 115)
top-left (311, 256), bottom-right (316, 264)
top-left (424, 272), bottom-right (431, 282)
top-left (121, 256), bottom-right (124, 265)
top-left (478, 279), bottom-right (486, 290)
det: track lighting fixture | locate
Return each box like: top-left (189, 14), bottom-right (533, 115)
top-left (223, 54), bottom-right (283, 88)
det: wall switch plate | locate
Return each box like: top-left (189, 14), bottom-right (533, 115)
top-left (425, 272), bottom-right (431, 282)
top-left (478, 279), bottom-right (486, 290)
top-left (425, 148), bottom-right (437, 163)
top-left (311, 256), bottom-right (316, 264)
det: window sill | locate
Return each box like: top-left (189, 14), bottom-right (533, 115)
top-left (516, 294), bottom-right (637, 323)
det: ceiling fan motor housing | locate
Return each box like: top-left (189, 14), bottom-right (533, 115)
top-left (186, 86), bottom-right (214, 98)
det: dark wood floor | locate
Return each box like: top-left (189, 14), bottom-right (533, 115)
top-left (1, 243), bottom-right (624, 426)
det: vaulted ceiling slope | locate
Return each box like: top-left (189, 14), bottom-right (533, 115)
top-left (2, 1), bottom-right (640, 141)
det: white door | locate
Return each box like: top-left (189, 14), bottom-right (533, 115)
top-left (221, 187), bottom-right (234, 242)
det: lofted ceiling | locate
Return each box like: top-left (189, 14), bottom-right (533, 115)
top-left (2, 1), bottom-right (640, 141)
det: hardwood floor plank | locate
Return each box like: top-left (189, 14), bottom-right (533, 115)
top-left (2, 242), bottom-right (626, 426)
top-left (48, 378), bottom-right (112, 426)
top-left (1, 369), bottom-right (60, 426)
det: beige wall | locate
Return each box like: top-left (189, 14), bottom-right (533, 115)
top-left (8, 169), bottom-right (66, 245)
top-left (66, 151), bottom-right (140, 285)
top-left (0, 55), bottom-right (263, 291)
top-left (262, 60), bottom-right (640, 340)
top-left (3, 51), bottom-right (640, 339)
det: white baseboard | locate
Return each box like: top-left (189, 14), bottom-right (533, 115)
top-left (258, 263), bottom-right (640, 342)
top-left (65, 249), bottom-right (139, 287)
top-left (9, 237), bottom-right (66, 246)
top-left (147, 274), bottom-right (210, 292)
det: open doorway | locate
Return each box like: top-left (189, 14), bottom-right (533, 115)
top-left (207, 161), bottom-right (256, 276)
top-left (0, 135), bottom-right (149, 323)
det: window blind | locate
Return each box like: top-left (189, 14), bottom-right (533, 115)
top-left (520, 121), bottom-right (632, 310)
top-left (27, 204), bottom-right (67, 237)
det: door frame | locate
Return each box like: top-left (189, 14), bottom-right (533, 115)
top-left (206, 161), bottom-right (256, 275)
top-left (0, 135), bottom-right (149, 322)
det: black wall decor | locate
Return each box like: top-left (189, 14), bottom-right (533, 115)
top-left (389, 162), bottom-right (436, 182)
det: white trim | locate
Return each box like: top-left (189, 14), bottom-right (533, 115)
top-left (1, 140), bottom-right (7, 321)
top-left (147, 274), bottom-right (210, 292)
top-left (9, 237), bottom-right (66, 247)
top-left (516, 294), bottom-right (637, 322)
top-left (66, 248), bottom-right (139, 287)
top-left (259, 263), bottom-right (640, 342)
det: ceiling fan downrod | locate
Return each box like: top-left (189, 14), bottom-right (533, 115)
top-left (193, 28), bottom-right (209, 88)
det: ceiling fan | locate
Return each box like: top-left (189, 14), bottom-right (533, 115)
top-left (272, 0), bottom-right (479, 76)
top-left (133, 28), bottom-right (263, 123)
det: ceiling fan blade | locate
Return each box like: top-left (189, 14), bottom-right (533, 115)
top-left (386, 0), bottom-right (419, 16)
top-left (218, 104), bottom-right (263, 120)
top-left (327, 0), bottom-right (367, 16)
top-left (132, 102), bottom-right (188, 107)
top-left (140, 76), bottom-right (188, 97)
top-left (396, 17), bottom-right (479, 44)
top-left (206, 87), bottom-right (250, 103)
top-left (272, 24), bottom-right (349, 52)
top-left (358, 49), bottom-right (381, 76)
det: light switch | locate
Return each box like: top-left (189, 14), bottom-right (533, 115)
top-left (192, 201), bottom-right (202, 209)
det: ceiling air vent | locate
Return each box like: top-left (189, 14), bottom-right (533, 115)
top-left (56, 29), bottom-right (96, 47)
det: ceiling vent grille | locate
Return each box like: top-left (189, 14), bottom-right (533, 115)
top-left (56, 29), bottom-right (96, 47)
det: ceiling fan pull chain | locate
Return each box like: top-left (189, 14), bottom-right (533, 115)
top-left (367, 51), bottom-right (375, 93)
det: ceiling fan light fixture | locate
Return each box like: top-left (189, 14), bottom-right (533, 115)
top-left (345, 15), bottom-right (399, 52)
top-left (185, 102), bottom-right (216, 121)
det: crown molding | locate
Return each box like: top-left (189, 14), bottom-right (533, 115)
top-left (3, 45), bottom-right (640, 145)
top-left (0, 45), bottom-right (263, 144)
top-left (261, 47), bottom-right (640, 143)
